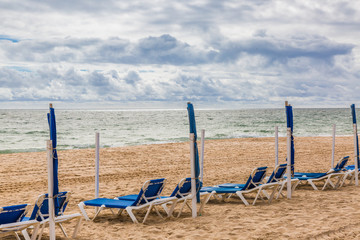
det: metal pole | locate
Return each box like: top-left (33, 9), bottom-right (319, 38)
top-left (286, 128), bottom-right (292, 199)
top-left (331, 124), bottom-right (336, 168)
top-left (200, 129), bottom-right (205, 183)
top-left (47, 140), bottom-right (56, 240)
top-left (189, 133), bottom-right (197, 218)
top-left (95, 132), bottom-right (100, 198)
top-left (354, 124), bottom-right (359, 186)
top-left (275, 126), bottom-right (279, 166)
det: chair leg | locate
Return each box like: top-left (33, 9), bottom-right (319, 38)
top-left (36, 224), bottom-right (45, 240)
top-left (21, 229), bottom-right (31, 240)
top-left (322, 178), bottom-right (331, 190)
top-left (117, 209), bottom-right (124, 216)
top-left (268, 186), bottom-right (278, 203)
top-left (291, 180), bottom-right (300, 193)
top-left (212, 193), bottom-right (223, 201)
top-left (235, 192), bottom-right (249, 206)
top-left (57, 223), bottom-right (68, 238)
top-left (125, 207), bottom-right (139, 223)
top-left (307, 180), bottom-right (319, 190)
top-left (72, 217), bottom-right (82, 238)
top-left (339, 173), bottom-right (348, 187)
top-left (160, 198), bottom-right (179, 218)
top-left (152, 206), bottom-right (164, 219)
top-left (277, 182), bottom-right (286, 199)
top-left (334, 176), bottom-right (343, 189)
top-left (203, 191), bottom-right (214, 205)
top-left (13, 232), bottom-right (21, 240)
top-left (78, 202), bottom-right (91, 221)
top-left (198, 199), bottom-right (206, 215)
top-left (91, 206), bottom-right (105, 221)
top-left (261, 190), bottom-right (270, 199)
top-left (350, 173), bottom-right (355, 185)
top-left (30, 223), bottom-right (40, 240)
top-left (142, 205), bottom-right (154, 223)
top-left (328, 177), bottom-right (336, 188)
top-left (185, 201), bottom-right (193, 211)
top-left (252, 189), bottom-right (262, 205)
top-left (161, 202), bottom-right (171, 216)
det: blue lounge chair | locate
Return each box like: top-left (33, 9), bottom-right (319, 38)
top-left (200, 166), bottom-right (283, 206)
top-left (293, 156), bottom-right (349, 190)
top-left (78, 178), bottom-right (175, 223)
top-left (22, 191), bottom-right (82, 240)
top-left (117, 177), bottom-right (201, 218)
top-left (0, 204), bottom-right (40, 240)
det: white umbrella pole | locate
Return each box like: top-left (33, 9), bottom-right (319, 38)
top-left (47, 140), bottom-right (56, 240)
top-left (331, 124), bottom-right (336, 168)
top-left (189, 133), bottom-right (197, 218)
top-left (286, 128), bottom-right (292, 199)
top-left (354, 124), bottom-right (359, 186)
top-left (275, 126), bottom-right (279, 166)
top-left (200, 129), bottom-right (205, 183)
top-left (95, 133), bottom-right (100, 198)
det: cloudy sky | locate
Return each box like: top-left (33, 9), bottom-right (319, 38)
top-left (0, 0), bottom-right (359, 109)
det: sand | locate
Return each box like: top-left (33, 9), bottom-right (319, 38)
top-left (1, 136), bottom-right (360, 239)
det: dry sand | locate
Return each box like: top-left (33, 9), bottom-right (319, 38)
top-left (1, 136), bottom-right (360, 239)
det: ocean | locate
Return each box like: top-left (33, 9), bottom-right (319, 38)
top-left (0, 108), bottom-right (356, 153)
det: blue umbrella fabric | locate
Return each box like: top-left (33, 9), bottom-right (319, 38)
top-left (285, 105), bottom-right (295, 177)
top-left (47, 105), bottom-right (60, 215)
top-left (187, 102), bottom-right (201, 202)
top-left (351, 104), bottom-right (359, 167)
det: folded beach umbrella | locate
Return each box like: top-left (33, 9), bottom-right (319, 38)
top-left (351, 104), bottom-right (359, 186)
top-left (187, 102), bottom-right (200, 202)
top-left (351, 104), bottom-right (359, 168)
top-left (285, 104), bottom-right (295, 177)
top-left (47, 104), bottom-right (60, 214)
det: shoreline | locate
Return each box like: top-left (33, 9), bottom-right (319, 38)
top-left (0, 134), bottom-right (355, 155)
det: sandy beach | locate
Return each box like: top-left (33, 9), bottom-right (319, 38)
top-left (1, 136), bottom-right (360, 239)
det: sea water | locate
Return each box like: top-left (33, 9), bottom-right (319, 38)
top-left (0, 108), bottom-right (355, 153)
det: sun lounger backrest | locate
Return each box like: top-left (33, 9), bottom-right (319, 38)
top-left (267, 164), bottom-right (287, 183)
top-left (29, 191), bottom-right (68, 221)
top-left (244, 166), bottom-right (267, 190)
top-left (334, 156), bottom-right (349, 170)
top-left (133, 178), bottom-right (166, 206)
top-left (0, 204), bottom-right (29, 224)
top-left (170, 178), bottom-right (191, 198)
top-left (169, 177), bottom-right (202, 198)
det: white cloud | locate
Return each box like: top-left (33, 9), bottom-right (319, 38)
top-left (0, 0), bottom-right (359, 108)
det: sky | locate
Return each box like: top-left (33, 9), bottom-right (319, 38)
top-left (0, 0), bottom-right (359, 109)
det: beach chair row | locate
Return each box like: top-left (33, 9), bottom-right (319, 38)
top-left (0, 156), bottom-right (353, 239)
